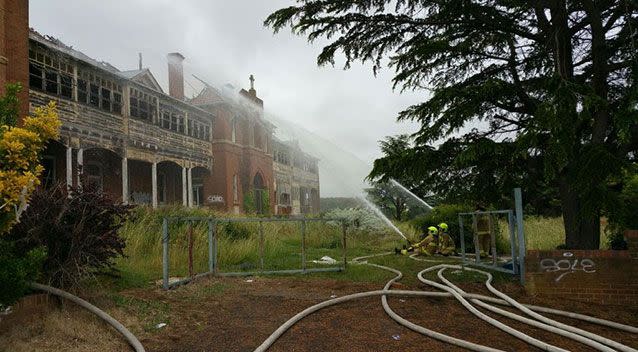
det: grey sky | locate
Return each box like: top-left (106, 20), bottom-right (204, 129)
top-left (29, 0), bottom-right (422, 166)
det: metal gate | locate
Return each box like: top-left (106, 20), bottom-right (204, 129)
top-left (161, 216), bottom-right (347, 290)
top-left (458, 188), bottom-right (527, 283)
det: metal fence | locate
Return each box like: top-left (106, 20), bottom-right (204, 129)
top-left (458, 188), bottom-right (527, 283)
top-left (161, 216), bottom-right (348, 290)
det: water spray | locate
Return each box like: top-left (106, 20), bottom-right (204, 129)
top-left (357, 194), bottom-right (407, 240)
top-left (389, 178), bottom-right (433, 210)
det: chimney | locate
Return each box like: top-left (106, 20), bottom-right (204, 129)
top-left (167, 52), bottom-right (185, 100)
top-left (138, 53), bottom-right (143, 70)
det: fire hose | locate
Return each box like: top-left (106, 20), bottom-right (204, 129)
top-left (254, 253), bottom-right (637, 352)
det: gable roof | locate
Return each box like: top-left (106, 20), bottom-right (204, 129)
top-left (117, 68), bottom-right (164, 93)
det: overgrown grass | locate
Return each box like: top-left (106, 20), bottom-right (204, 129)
top-left (116, 207), bottom-right (603, 291)
top-left (499, 216), bottom-right (610, 252)
top-left (116, 206), bottom-right (405, 289)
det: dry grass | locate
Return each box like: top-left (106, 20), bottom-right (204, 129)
top-left (0, 304), bottom-right (133, 352)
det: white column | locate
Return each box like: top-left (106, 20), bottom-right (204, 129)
top-left (76, 148), bottom-right (83, 187)
top-left (152, 162), bottom-right (158, 208)
top-left (187, 167), bottom-right (194, 208)
top-left (182, 166), bottom-right (188, 207)
top-left (122, 157), bottom-right (129, 204)
top-left (66, 147), bottom-right (73, 188)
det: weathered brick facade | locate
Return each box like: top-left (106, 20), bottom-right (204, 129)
top-left (6, 19), bottom-right (320, 214)
top-left (272, 139), bottom-right (320, 215)
top-left (28, 30), bottom-right (213, 206)
top-left (0, 0), bottom-right (29, 118)
top-left (525, 232), bottom-right (638, 306)
top-left (191, 83), bottom-right (276, 214)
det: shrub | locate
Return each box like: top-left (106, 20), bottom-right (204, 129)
top-left (243, 191), bottom-right (255, 213)
top-left (0, 85), bottom-right (61, 234)
top-left (324, 207), bottom-right (388, 234)
top-left (605, 171), bottom-right (638, 249)
top-left (7, 183), bottom-right (132, 288)
top-left (0, 239), bottom-right (46, 307)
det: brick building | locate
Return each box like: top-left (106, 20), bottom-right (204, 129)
top-left (189, 76), bottom-right (277, 213)
top-left (15, 25), bottom-right (320, 214)
top-left (0, 0), bottom-right (29, 118)
top-left (0, 0), bottom-right (320, 214)
top-left (272, 139), bottom-right (320, 215)
top-left (28, 30), bottom-right (214, 207)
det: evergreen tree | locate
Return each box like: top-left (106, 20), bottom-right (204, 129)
top-left (266, 0), bottom-right (638, 249)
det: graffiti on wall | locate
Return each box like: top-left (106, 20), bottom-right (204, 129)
top-left (539, 253), bottom-right (596, 282)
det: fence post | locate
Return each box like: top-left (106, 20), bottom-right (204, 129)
top-left (301, 220), bottom-right (306, 273)
top-left (259, 221), bottom-right (265, 272)
top-left (162, 218), bottom-right (169, 290)
top-left (472, 213), bottom-right (481, 263)
top-left (208, 219), bottom-right (214, 273)
top-left (459, 215), bottom-right (466, 265)
top-left (212, 221), bottom-right (218, 274)
top-left (188, 221), bottom-right (194, 278)
top-left (508, 210), bottom-right (518, 275)
top-left (514, 188), bottom-right (526, 284)
top-left (489, 214), bottom-right (497, 266)
top-left (342, 221), bottom-right (347, 270)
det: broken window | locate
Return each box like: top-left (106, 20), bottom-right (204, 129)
top-left (161, 111), bottom-right (171, 129)
top-left (77, 79), bottom-right (88, 103)
top-left (113, 92), bottom-right (122, 114)
top-left (29, 62), bottom-right (43, 90)
top-left (130, 88), bottom-right (156, 121)
top-left (101, 87), bottom-right (112, 111)
top-left (89, 83), bottom-right (100, 108)
top-left (29, 47), bottom-right (74, 100)
top-left (177, 115), bottom-right (185, 133)
top-left (60, 74), bottom-right (73, 99)
top-left (44, 70), bottom-right (58, 94)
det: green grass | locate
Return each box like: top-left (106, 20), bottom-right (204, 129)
top-left (499, 216), bottom-right (610, 252)
top-left (115, 206), bottom-right (407, 289)
top-left (115, 207), bottom-right (600, 292)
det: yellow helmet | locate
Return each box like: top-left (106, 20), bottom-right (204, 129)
top-left (428, 226), bottom-right (438, 235)
top-left (438, 223), bottom-right (448, 231)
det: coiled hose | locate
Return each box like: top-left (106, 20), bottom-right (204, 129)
top-left (29, 283), bottom-right (145, 352)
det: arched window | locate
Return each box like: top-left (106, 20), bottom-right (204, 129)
top-left (85, 161), bottom-right (103, 191)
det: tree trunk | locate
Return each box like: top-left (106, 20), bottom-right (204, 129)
top-left (559, 176), bottom-right (601, 249)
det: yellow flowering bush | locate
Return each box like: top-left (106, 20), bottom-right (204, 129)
top-left (0, 100), bottom-right (60, 234)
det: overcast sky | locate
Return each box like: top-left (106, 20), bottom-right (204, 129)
top-left (29, 0), bottom-right (423, 165)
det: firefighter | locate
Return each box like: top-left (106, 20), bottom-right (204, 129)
top-left (437, 222), bottom-right (456, 256)
top-left (473, 205), bottom-right (491, 257)
top-left (411, 226), bottom-right (439, 256)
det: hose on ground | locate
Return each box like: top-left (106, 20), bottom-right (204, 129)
top-left (29, 282), bottom-right (145, 352)
top-left (436, 267), bottom-right (616, 352)
top-left (417, 266), bottom-right (569, 352)
top-left (255, 253), bottom-right (637, 351)
top-left (430, 264), bottom-right (637, 352)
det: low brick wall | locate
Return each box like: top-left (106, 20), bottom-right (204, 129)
top-left (525, 230), bottom-right (638, 306)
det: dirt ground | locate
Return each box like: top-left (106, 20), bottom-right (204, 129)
top-left (1, 275), bottom-right (637, 352)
